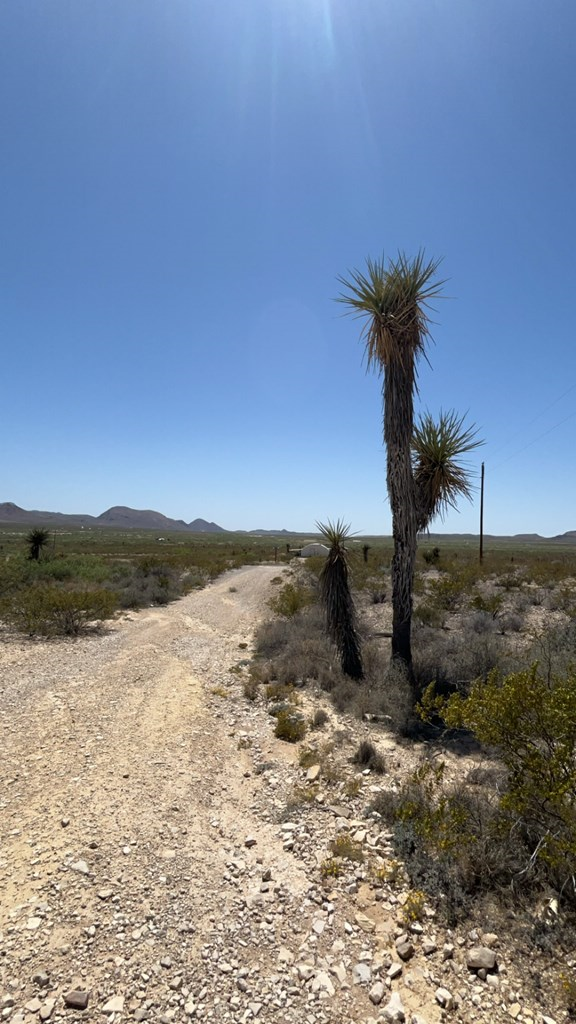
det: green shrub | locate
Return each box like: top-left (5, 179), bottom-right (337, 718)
top-left (421, 666), bottom-right (576, 902)
top-left (274, 709), bottom-right (306, 742)
top-left (1, 586), bottom-right (118, 636)
top-left (329, 833), bottom-right (364, 862)
top-left (269, 581), bottom-right (314, 618)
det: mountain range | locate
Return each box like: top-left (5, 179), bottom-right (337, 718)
top-left (0, 503), bottom-right (225, 533)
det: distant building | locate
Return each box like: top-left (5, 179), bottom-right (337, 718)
top-left (301, 543), bottom-right (330, 557)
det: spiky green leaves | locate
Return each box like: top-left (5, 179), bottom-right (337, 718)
top-left (337, 251), bottom-right (445, 374)
top-left (412, 411), bottom-right (483, 530)
top-left (316, 519), bottom-right (364, 681)
top-left (26, 528), bottom-right (51, 562)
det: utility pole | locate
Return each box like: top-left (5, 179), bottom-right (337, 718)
top-left (479, 461), bottom-right (485, 564)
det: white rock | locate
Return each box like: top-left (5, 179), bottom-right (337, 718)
top-left (311, 971), bottom-right (335, 997)
top-left (381, 991), bottom-right (405, 1022)
top-left (70, 859), bottom-right (90, 875)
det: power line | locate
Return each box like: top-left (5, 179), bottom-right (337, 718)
top-left (493, 408), bottom-right (576, 471)
top-left (488, 381), bottom-right (576, 460)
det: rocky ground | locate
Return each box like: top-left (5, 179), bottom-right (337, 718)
top-left (0, 565), bottom-right (567, 1024)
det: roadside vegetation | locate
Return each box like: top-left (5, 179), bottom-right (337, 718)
top-left (0, 526), bottom-right (289, 637)
top-left (250, 537), bottom-right (576, 938)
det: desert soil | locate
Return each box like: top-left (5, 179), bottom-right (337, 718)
top-left (0, 565), bottom-right (565, 1024)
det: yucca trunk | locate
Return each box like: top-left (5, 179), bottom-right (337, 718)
top-left (383, 356), bottom-right (418, 687)
top-left (319, 544), bottom-right (364, 681)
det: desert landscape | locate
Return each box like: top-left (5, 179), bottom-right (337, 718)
top-left (1, 521), bottom-right (575, 1024)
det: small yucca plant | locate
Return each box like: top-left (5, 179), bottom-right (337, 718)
top-left (316, 519), bottom-right (363, 681)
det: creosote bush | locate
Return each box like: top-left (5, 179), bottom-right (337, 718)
top-left (269, 581), bottom-right (315, 618)
top-left (274, 709), bottom-right (306, 743)
top-left (421, 665), bottom-right (576, 901)
top-left (0, 585), bottom-right (118, 637)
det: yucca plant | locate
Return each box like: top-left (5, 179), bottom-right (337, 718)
top-left (338, 252), bottom-right (444, 687)
top-left (413, 411), bottom-right (482, 531)
top-left (26, 527), bottom-right (51, 562)
top-left (338, 252), bottom-right (482, 695)
top-left (316, 519), bottom-right (364, 681)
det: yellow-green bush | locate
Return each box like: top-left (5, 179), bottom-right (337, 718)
top-left (1, 585), bottom-right (118, 636)
top-left (420, 666), bottom-right (576, 900)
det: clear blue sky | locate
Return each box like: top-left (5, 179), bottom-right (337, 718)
top-left (2, 0), bottom-right (575, 535)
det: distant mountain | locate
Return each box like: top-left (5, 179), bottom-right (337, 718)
top-left (0, 502), bottom-right (225, 533)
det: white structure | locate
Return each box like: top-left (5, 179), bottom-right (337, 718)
top-left (301, 543), bottom-right (329, 557)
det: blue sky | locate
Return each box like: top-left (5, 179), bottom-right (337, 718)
top-left (2, 0), bottom-right (575, 535)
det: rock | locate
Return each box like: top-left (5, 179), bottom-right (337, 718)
top-left (354, 912), bottom-right (376, 934)
top-left (64, 991), bottom-right (90, 1010)
top-left (467, 946), bottom-right (497, 972)
top-left (278, 946), bottom-right (294, 964)
top-left (422, 939), bottom-right (437, 955)
top-left (329, 805), bottom-right (351, 819)
top-left (396, 941), bottom-right (414, 962)
top-left (381, 991), bottom-right (406, 1022)
top-left (244, 836), bottom-right (257, 848)
top-left (296, 964), bottom-right (315, 982)
top-left (306, 765), bottom-right (321, 783)
top-left (311, 972), bottom-right (335, 997)
top-left (102, 996), bottom-right (125, 1015)
top-left (39, 1000), bottom-right (56, 1021)
top-left (387, 963), bottom-right (403, 980)
top-left (70, 859), bottom-right (90, 875)
top-left (508, 1004), bottom-right (521, 1019)
top-left (26, 918), bottom-right (42, 931)
top-left (25, 1000), bottom-right (42, 1013)
top-left (369, 981), bottom-right (385, 1005)
top-left (442, 943), bottom-right (454, 960)
top-left (32, 972), bottom-right (50, 988)
top-left (435, 987), bottom-right (455, 1009)
top-left (352, 963), bottom-right (371, 985)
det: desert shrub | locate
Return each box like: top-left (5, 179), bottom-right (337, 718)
top-left (465, 611), bottom-right (498, 635)
top-left (499, 611), bottom-right (524, 634)
top-left (265, 681), bottom-right (298, 703)
top-left (0, 585), bottom-right (117, 636)
top-left (329, 833), bottom-right (364, 862)
top-left (427, 575), bottom-right (467, 611)
top-left (422, 666), bottom-right (576, 903)
top-left (352, 739), bottom-right (386, 773)
top-left (320, 857), bottom-right (343, 879)
top-left (242, 676), bottom-right (260, 701)
top-left (422, 546), bottom-right (441, 565)
top-left (525, 621), bottom-right (576, 683)
top-left (274, 709), bottom-right (306, 742)
top-left (471, 592), bottom-right (503, 619)
top-left (372, 760), bottom-right (529, 922)
top-left (371, 590), bottom-right (387, 605)
top-left (35, 554), bottom-right (112, 584)
top-left (310, 708), bottom-right (329, 729)
top-left (112, 558), bottom-right (188, 608)
top-left (269, 581), bottom-right (315, 618)
top-left (0, 556), bottom-right (34, 596)
top-left (414, 600), bottom-right (446, 628)
top-left (412, 623), bottom-right (503, 695)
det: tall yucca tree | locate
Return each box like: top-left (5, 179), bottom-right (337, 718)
top-left (316, 519), bottom-right (364, 681)
top-left (338, 253), bottom-right (480, 691)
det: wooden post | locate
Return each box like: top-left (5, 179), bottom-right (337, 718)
top-left (479, 461), bottom-right (485, 564)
